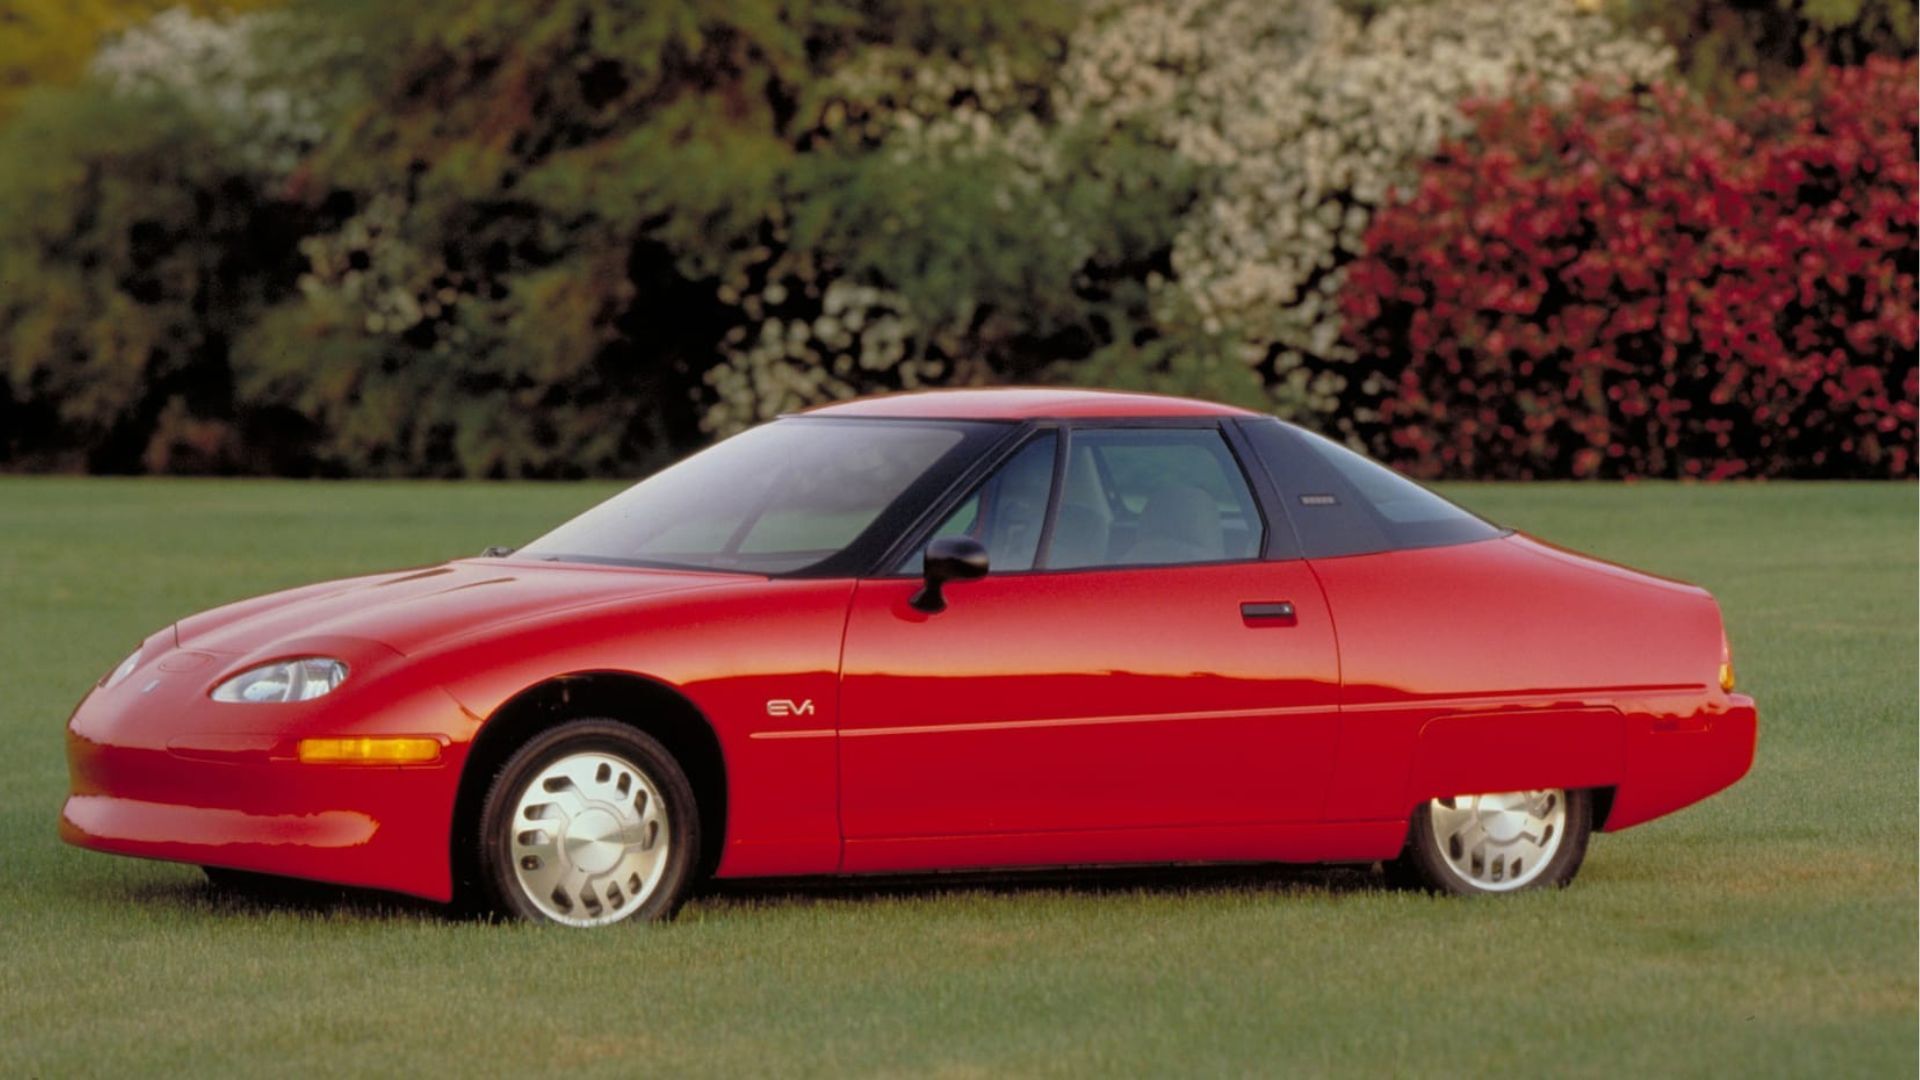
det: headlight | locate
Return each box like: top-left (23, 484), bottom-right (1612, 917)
top-left (102, 647), bottom-right (143, 689)
top-left (212, 658), bottom-right (349, 703)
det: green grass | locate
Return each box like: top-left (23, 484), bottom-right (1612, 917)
top-left (1, 478), bottom-right (1913, 1076)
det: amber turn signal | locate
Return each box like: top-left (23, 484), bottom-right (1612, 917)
top-left (297, 736), bottom-right (441, 764)
top-left (1718, 662), bottom-right (1736, 693)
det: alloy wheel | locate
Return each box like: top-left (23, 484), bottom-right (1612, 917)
top-left (1425, 789), bottom-right (1567, 892)
top-left (507, 750), bottom-right (671, 926)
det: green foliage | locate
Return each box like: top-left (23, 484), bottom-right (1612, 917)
top-left (1609, 0), bottom-right (1917, 93)
top-left (211, 0), bottom-right (1193, 472)
top-left (1331, 0), bottom-right (1435, 25)
top-left (0, 1), bottom-right (1910, 477)
top-left (1051, 334), bottom-right (1271, 414)
top-left (1055, 0), bottom-right (1675, 445)
top-left (0, 82), bottom-right (305, 470)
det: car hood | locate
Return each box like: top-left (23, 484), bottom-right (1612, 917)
top-left (173, 559), bottom-right (750, 657)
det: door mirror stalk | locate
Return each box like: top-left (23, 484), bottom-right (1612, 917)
top-left (912, 537), bottom-right (989, 613)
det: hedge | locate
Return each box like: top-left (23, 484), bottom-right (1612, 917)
top-left (1342, 58), bottom-right (1917, 479)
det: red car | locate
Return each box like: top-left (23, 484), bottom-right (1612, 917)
top-left (61, 389), bottom-right (1757, 925)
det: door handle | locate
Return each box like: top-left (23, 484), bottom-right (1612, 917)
top-left (1241, 601), bottom-right (1296, 624)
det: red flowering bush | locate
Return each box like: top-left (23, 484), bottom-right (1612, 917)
top-left (1342, 58), bottom-right (1918, 479)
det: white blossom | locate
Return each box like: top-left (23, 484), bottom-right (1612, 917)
top-left (91, 6), bottom-right (348, 175)
top-left (705, 1), bottom-right (1671, 434)
top-left (1063, 0), bottom-right (1672, 403)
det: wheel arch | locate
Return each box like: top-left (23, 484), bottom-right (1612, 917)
top-left (450, 670), bottom-right (729, 904)
top-left (1400, 706), bottom-right (1628, 812)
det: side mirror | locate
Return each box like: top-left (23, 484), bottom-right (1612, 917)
top-left (911, 536), bottom-right (989, 613)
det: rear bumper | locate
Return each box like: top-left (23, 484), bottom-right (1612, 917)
top-left (1603, 694), bottom-right (1757, 832)
top-left (60, 675), bottom-right (470, 902)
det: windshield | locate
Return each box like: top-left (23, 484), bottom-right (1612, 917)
top-left (520, 418), bottom-right (995, 574)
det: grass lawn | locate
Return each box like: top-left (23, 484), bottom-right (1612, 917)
top-left (0, 477), bottom-right (1913, 1076)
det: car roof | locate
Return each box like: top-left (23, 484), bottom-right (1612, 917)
top-left (798, 387), bottom-right (1259, 421)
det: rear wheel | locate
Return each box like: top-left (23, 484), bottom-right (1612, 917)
top-left (477, 720), bottom-right (699, 926)
top-left (1389, 788), bottom-right (1591, 895)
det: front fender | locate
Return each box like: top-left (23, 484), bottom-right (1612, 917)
top-left (420, 577), bottom-right (857, 877)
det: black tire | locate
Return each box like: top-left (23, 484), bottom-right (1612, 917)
top-left (476, 719), bottom-right (699, 926)
top-left (1386, 788), bottom-right (1593, 895)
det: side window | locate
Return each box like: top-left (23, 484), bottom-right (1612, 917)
top-left (1048, 429), bottom-right (1263, 569)
top-left (896, 433), bottom-right (1057, 574)
top-left (1241, 419), bottom-right (1504, 559)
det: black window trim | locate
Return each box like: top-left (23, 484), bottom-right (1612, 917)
top-left (1222, 418), bottom-right (1304, 562)
top-left (1030, 427), bottom-right (1072, 571)
top-left (866, 420), bottom-right (1043, 576)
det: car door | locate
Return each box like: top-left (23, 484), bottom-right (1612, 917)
top-left (836, 422), bottom-right (1342, 872)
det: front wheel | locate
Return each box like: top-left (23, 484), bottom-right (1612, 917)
top-left (476, 720), bottom-right (699, 926)
top-left (1388, 788), bottom-right (1592, 895)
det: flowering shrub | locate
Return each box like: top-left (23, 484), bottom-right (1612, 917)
top-left (1343, 58), bottom-right (1918, 479)
top-left (700, 43), bottom-right (1195, 435)
top-left (91, 7), bottom-right (345, 175)
top-left (701, 50), bottom-right (1058, 434)
top-left (705, 0), bottom-right (1674, 436)
top-left (1061, 0), bottom-right (1673, 427)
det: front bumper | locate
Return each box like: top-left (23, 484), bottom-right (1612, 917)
top-left (59, 642), bottom-right (473, 902)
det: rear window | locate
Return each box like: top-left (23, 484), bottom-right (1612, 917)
top-left (1242, 420), bottom-right (1504, 559)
